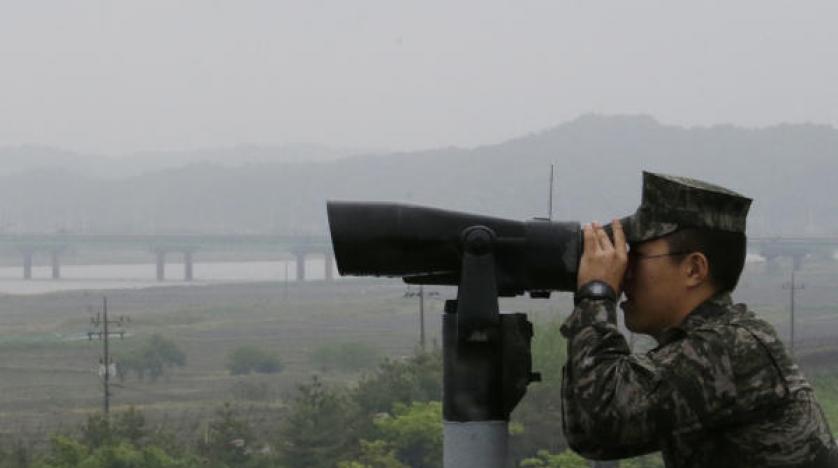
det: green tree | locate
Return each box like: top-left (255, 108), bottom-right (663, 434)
top-left (353, 350), bottom-right (442, 419)
top-left (77, 443), bottom-right (183, 468)
top-left (337, 440), bottom-right (406, 468)
top-left (197, 403), bottom-right (255, 468)
top-left (33, 435), bottom-right (88, 468)
top-left (79, 407), bottom-right (149, 451)
top-left (118, 335), bottom-right (186, 382)
top-left (81, 414), bottom-right (112, 450)
top-left (311, 342), bottom-right (382, 372)
top-left (113, 406), bottom-right (147, 447)
top-left (32, 436), bottom-right (199, 468)
top-left (278, 376), bottom-right (356, 468)
top-left (519, 449), bottom-right (588, 467)
top-left (226, 346), bottom-right (283, 375)
top-left (372, 401), bottom-right (443, 468)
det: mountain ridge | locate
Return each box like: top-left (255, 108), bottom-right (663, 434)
top-left (0, 115), bottom-right (835, 237)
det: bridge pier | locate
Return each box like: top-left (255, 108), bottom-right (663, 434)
top-left (324, 253), bottom-right (334, 281)
top-left (23, 250), bottom-right (33, 280)
top-left (156, 250), bottom-right (166, 281)
top-left (295, 252), bottom-right (306, 281)
top-left (184, 251), bottom-right (193, 281)
top-left (51, 250), bottom-right (61, 279)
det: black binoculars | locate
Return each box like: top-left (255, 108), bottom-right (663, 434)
top-left (327, 201), bottom-right (583, 297)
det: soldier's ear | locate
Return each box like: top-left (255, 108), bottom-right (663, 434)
top-left (683, 252), bottom-right (710, 287)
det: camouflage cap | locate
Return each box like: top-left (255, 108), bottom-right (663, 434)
top-left (620, 172), bottom-right (752, 243)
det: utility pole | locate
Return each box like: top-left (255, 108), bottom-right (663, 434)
top-left (404, 286), bottom-right (439, 351)
top-left (420, 285), bottom-right (425, 351)
top-left (548, 164), bottom-right (555, 220)
top-left (88, 297), bottom-right (129, 415)
top-left (782, 271), bottom-right (805, 355)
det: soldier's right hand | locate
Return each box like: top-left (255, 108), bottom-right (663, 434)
top-left (577, 219), bottom-right (628, 296)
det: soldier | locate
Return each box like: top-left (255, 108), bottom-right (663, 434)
top-left (561, 172), bottom-right (838, 467)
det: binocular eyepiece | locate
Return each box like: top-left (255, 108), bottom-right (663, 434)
top-left (327, 201), bottom-right (583, 297)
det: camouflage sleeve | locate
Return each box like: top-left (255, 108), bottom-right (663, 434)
top-left (560, 298), bottom-right (662, 459)
top-left (560, 299), bottom-right (747, 460)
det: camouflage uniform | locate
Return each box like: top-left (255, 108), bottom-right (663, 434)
top-left (561, 172), bottom-right (838, 467)
top-left (561, 294), bottom-right (838, 467)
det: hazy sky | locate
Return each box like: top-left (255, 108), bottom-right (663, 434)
top-left (1, 1), bottom-right (836, 155)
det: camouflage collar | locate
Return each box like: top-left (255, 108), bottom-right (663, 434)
top-left (655, 292), bottom-right (733, 347)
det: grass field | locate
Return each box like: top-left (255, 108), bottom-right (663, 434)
top-left (0, 279), bottom-right (438, 443)
top-left (0, 256), bottom-right (837, 450)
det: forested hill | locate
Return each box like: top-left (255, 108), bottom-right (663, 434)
top-left (0, 114), bottom-right (836, 236)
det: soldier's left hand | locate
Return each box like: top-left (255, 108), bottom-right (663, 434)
top-left (577, 219), bottom-right (628, 296)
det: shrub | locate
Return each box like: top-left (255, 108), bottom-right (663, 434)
top-left (227, 346), bottom-right (283, 375)
top-left (117, 335), bottom-right (186, 382)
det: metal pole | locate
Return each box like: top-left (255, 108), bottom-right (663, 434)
top-left (790, 271), bottom-right (795, 356)
top-left (442, 301), bottom-right (507, 468)
top-left (420, 285), bottom-right (426, 351)
top-left (103, 297), bottom-right (110, 415)
top-left (444, 421), bottom-right (507, 467)
top-left (548, 164), bottom-right (554, 220)
top-left (782, 272), bottom-right (805, 355)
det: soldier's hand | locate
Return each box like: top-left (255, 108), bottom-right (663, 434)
top-left (577, 219), bottom-right (627, 296)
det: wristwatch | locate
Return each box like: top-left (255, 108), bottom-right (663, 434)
top-left (574, 280), bottom-right (617, 306)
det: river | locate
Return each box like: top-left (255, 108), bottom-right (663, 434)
top-left (0, 254), bottom-right (773, 296)
top-left (0, 259), bottom-right (336, 295)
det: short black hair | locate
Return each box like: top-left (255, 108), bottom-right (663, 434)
top-left (664, 228), bottom-right (747, 292)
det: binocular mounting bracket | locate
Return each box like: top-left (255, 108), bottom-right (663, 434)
top-left (442, 226), bottom-right (541, 467)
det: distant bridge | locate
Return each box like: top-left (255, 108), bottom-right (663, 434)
top-left (748, 237), bottom-right (838, 270)
top-left (0, 233), bottom-right (834, 282)
top-left (0, 233), bottom-right (332, 282)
